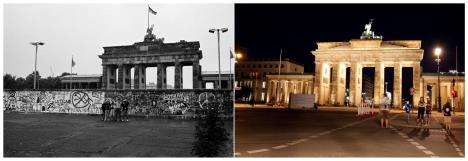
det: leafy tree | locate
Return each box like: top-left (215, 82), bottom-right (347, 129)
top-left (3, 74), bottom-right (17, 89)
top-left (25, 71), bottom-right (41, 89)
top-left (191, 102), bottom-right (229, 157)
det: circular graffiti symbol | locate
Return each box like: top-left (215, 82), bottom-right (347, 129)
top-left (71, 91), bottom-right (92, 108)
top-left (198, 92), bottom-right (217, 109)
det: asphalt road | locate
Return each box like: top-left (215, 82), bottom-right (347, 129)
top-left (235, 107), bottom-right (464, 157)
top-left (4, 112), bottom-right (233, 157)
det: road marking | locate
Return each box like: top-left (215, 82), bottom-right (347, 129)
top-left (410, 142), bottom-right (420, 146)
top-left (430, 155), bottom-right (440, 158)
top-left (240, 114), bottom-right (376, 155)
top-left (416, 145), bottom-right (427, 150)
top-left (434, 116), bottom-right (465, 157)
top-left (455, 148), bottom-right (461, 151)
top-left (234, 152), bottom-right (241, 156)
top-left (272, 145), bottom-right (288, 149)
top-left (247, 149), bottom-right (269, 154)
top-left (422, 150), bottom-right (435, 155)
top-left (390, 120), bottom-right (439, 157)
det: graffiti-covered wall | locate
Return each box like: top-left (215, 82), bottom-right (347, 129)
top-left (3, 90), bottom-right (233, 116)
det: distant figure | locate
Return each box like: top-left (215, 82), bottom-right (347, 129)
top-left (443, 102), bottom-right (452, 133)
top-left (110, 101), bottom-right (116, 121)
top-left (379, 93), bottom-right (390, 128)
top-left (101, 100), bottom-right (109, 121)
top-left (121, 99), bottom-right (130, 122)
top-left (404, 101), bottom-right (412, 124)
top-left (104, 100), bottom-right (111, 121)
top-left (417, 97), bottom-right (425, 128)
top-left (425, 98), bottom-right (432, 127)
top-left (115, 100), bottom-right (122, 122)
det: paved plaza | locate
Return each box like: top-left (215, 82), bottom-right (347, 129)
top-left (235, 106), bottom-right (464, 157)
top-left (4, 112), bottom-right (233, 157)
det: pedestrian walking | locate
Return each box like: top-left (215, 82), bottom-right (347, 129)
top-left (105, 100), bottom-right (111, 121)
top-left (379, 93), bottom-right (390, 128)
top-left (121, 99), bottom-right (129, 122)
top-left (425, 98), bottom-right (432, 127)
top-left (443, 102), bottom-right (452, 133)
top-left (404, 101), bottom-right (412, 124)
top-left (416, 97), bottom-right (425, 128)
top-left (115, 100), bottom-right (122, 122)
top-left (110, 100), bottom-right (116, 121)
top-left (101, 100), bottom-right (106, 121)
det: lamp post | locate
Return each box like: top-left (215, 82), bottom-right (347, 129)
top-left (30, 42), bottom-right (45, 90)
top-left (435, 47), bottom-right (442, 112)
top-left (209, 28), bottom-right (228, 89)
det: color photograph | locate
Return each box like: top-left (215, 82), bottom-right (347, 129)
top-left (234, 3), bottom-right (464, 157)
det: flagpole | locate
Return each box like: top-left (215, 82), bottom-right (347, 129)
top-left (229, 49), bottom-right (232, 90)
top-left (276, 49), bottom-right (282, 105)
top-left (147, 5), bottom-right (149, 29)
top-left (70, 55), bottom-right (73, 90)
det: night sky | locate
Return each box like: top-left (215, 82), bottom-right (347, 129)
top-left (235, 4), bottom-right (465, 74)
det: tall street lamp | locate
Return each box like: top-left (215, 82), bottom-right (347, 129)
top-left (30, 42), bottom-right (45, 90)
top-left (435, 47), bottom-right (442, 112)
top-left (209, 28), bottom-right (228, 89)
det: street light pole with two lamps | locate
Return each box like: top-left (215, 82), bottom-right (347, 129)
top-left (209, 28), bottom-right (228, 89)
top-left (30, 42), bottom-right (45, 90)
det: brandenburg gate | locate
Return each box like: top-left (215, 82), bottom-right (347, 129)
top-left (312, 20), bottom-right (424, 107)
top-left (99, 26), bottom-right (202, 89)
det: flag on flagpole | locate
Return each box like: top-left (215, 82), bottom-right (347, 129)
top-left (72, 57), bottom-right (76, 67)
top-left (148, 6), bottom-right (157, 15)
top-left (230, 49), bottom-right (234, 59)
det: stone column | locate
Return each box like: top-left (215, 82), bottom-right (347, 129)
top-left (123, 65), bottom-right (131, 89)
top-left (117, 65), bottom-right (125, 89)
top-left (157, 64), bottom-right (167, 89)
top-left (413, 63), bottom-right (422, 106)
top-left (349, 63), bottom-right (362, 106)
top-left (101, 65), bottom-right (108, 89)
top-left (374, 62), bottom-right (385, 104)
top-left (332, 63), bottom-right (346, 105)
top-left (315, 62), bottom-right (324, 104)
top-left (134, 65), bottom-right (146, 89)
top-left (393, 63), bottom-right (402, 108)
top-left (174, 62), bottom-right (183, 89)
top-left (192, 61), bottom-right (201, 89)
top-left (108, 66), bottom-right (117, 89)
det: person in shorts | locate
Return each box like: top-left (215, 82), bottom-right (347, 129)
top-left (380, 93), bottom-right (389, 128)
top-left (425, 98), bottom-right (432, 127)
top-left (443, 102), bottom-right (452, 133)
top-left (417, 97), bottom-right (425, 128)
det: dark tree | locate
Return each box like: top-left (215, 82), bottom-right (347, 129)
top-left (191, 102), bottom-right (229, 157)
top-left (3, 74), bottom-right (17, 89)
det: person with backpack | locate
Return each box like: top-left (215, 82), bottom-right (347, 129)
top-left (404, 101), bottom-right (412, 124)
top-left (416, 97), bottom-right (425, 128)
top-left (425, 98), bottom-right (432, 127)
top-left (443, 102), bottom-right (452, 133)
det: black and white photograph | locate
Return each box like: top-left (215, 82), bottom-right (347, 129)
top-left (3, 3), bottom-right (234, 157)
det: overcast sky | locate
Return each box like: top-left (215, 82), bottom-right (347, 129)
top-left (4, 3), bottom-right (234, 88)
